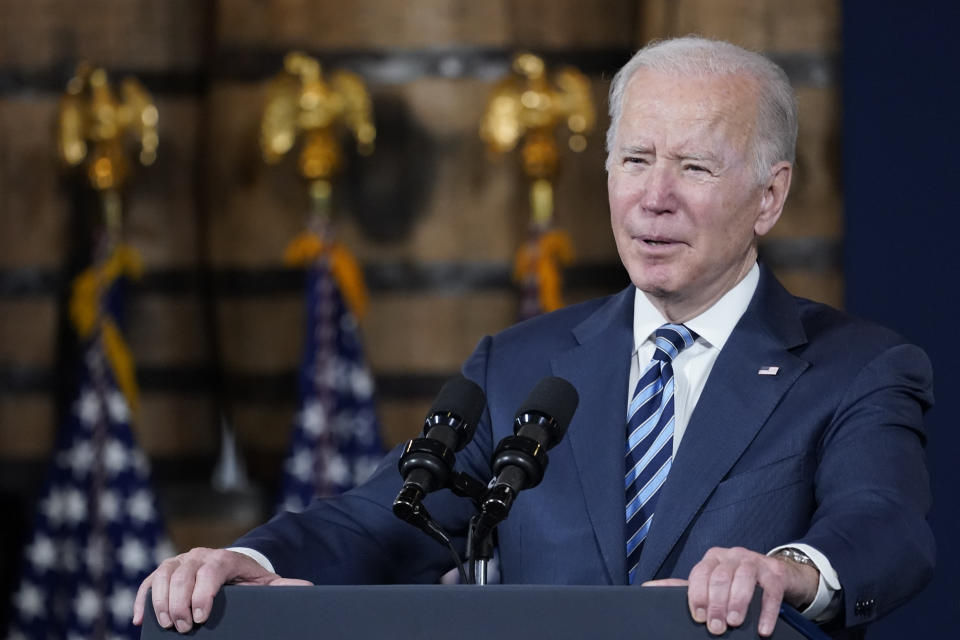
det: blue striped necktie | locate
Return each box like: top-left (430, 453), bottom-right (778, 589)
top-left (625, 323), bottom-right (697, 584)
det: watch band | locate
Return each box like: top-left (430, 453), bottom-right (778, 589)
top-left (776, 547), bottom-right (816, 567)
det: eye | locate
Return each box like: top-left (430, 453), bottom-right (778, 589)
top-left (624, 155), bottom-right (649, 166)
top-left (683, 163), bottom-right (709, 173)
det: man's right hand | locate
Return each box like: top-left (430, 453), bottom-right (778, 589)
top-left (132, 547), bottom-right (312, 634)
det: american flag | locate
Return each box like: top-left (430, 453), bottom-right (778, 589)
top-left (277, 261), bottom-right (385, 513)
top-left (6, 277), bottom-right (173, 640)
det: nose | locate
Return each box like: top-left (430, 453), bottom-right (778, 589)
top-left (639, 163), bottom-right (677, 214)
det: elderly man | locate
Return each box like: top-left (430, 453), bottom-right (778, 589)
top-left (135, 37), bottom-right (933, 638)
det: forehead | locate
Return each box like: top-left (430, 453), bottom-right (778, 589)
top-left (617, 69), bottom-right (759, 152)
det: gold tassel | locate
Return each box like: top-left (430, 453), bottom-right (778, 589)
top-left (68, 243), bottom-right (143, 411)
top-left (102, 318), bottom-right (139, 412)
top-left (283, 231), bottom-right (368, 319)
top-left (513, 229), bottom-right (574, 313)
top-left (283, 231), bottom-right (326, 265)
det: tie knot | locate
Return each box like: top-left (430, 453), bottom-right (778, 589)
top-left (652, 323), bottom-right (698, 363)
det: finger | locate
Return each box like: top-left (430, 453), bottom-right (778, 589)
top-left (132, 571), bottom-right (155, 625)
top-left (706, 561), bottom-right (735, 635)
top-left (686, 556), bottom-right (718, 624)
top-left (757, 575), bottom-right (785, 637)
top-left (725, 562), bottom-right (759, 628)
top-left (150, 559), bottom-right (179, 629)
top-left (267, 577), bottom-right (314, 586)
top-left (641, 578), bottom-right (688, 587)
top-left (168, 557), bottom-right (201, 634)
top-left (192, 550), bottom-right (249, 623)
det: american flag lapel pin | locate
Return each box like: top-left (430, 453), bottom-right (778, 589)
top-left (758, 365), bottom-right (780, 376)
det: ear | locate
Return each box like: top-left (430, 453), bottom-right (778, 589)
top-left (754, 161), bottom-right (792, 237)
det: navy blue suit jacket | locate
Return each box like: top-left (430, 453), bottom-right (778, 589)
top-left (235, 266), bottom-right (934, 633)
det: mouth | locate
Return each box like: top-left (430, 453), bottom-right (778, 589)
top-left (638, 235), bottom-right (682, 247)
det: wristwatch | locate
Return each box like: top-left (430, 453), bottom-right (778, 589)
top-left (775, 547), bottom-right (815, 568)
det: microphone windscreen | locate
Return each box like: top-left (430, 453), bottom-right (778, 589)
top-left (428, 374), bottom-right (486, 426)
top-left (515, 376), bottom-right (579, 429)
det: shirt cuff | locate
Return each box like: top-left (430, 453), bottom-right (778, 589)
top-left (768, 543), bottom-right (841, 622)
top-left (226, 547), bottom-right (275, 574)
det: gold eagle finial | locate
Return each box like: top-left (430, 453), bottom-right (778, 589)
top-left (260, 51), bottom-right (375, 181)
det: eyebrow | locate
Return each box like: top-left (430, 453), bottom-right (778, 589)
top-left (619, 144), bottom-right (653, 155)
top-left (678, 151), bottom-right (720, 163)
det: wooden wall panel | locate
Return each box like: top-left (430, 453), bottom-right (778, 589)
top-left (126, 296), bottom-right (210, 364)
top-left (124, 98), bottom-right (203, 268)
top-left (378, 398), bottom-right (434, 449)
top-left (204, 82), bottom-right (305, 267)
top-left (217, 297), bottom-right (303, 373)
top-left (0, 301), bottom-right (57, 365)
top-left (765, 0), bottom-right (839, 52)
top-left (232, 405), bottom-right (292, 455)
top-left (0, 97), bottom-right (67, 268)
top-left (217, 0), bottom-right (635, 49)
top-left (772, 86), bottom-right (843, 239)
top-left (135, 393), bottom-right (218, 457)
top-left (636, 0), bottom-right (839, 52)
top-left (0, 0), bottom-right (206, 69)
top-left (0, 397), bottom-right (54, 457)
top-left (363, 293), bottom-right (515, 372)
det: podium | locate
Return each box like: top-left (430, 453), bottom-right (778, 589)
top-left (141, 584), bottom-right (829, 639)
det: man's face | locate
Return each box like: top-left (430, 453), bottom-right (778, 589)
top-left (607, 69), bottom-right (787, 319)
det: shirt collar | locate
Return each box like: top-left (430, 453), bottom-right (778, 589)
top-left (632, 263), bottom-right (760, 352)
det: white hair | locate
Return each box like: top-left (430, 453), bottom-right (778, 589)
top-left (605, 36), bottom-right (798, 183)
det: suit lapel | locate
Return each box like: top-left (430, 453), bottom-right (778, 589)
top-left (637, 267), bottom-right (810, 580)
top-left (552, 286), bottom-right (635, 584)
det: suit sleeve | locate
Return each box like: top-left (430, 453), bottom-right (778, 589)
top-left (796, 342), bottom-right (935, 627)
top-left (229, 336), bottom-right (497, 584)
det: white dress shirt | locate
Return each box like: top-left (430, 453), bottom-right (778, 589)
top-left (629, 263), bottom-right (840, 620)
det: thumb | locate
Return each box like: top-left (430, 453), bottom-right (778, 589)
top-left (641, 578), bottom-right (689, 587)
top-left (267, 577), bottom-right (314, 587)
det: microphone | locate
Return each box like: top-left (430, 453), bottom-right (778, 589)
top-left (478, 376), bottom-right (579, 533)
top-left (393, 375), bottom-right (486, 524)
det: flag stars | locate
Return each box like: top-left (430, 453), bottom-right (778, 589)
top-left (13, 582), bottom-right (44, 619)
top-left (63, 488), bottom-right (88, 524)
top-left (99, 489), bottom-right (120, 521)
top-left (119, 537), bottom-right (149, 575)
top-left (40, 488), bottom-right (65, 525)
top-left (351, 367), bottom-right (373, 397)
top-left (300, 402), bottom-right (327, 437)
top-left (103, 439), bottom-right (130, 475)
top-left (154, 538), bottom-right (176, 564)
top-left (25, 535), bottom-right (57, 572)
top-left (74, 586), bottom-right (102, 625)
top-left (131, 449), bottom-right (150, 475)
top-left (286, 447), bottom-right (314, 483)
top-left (106, 390), bottom-right (130, 423)
top-left (67, 441), bottom-right (95, 477)
top-left (108, 586), bottom-right (136, 624)
top-left (76, 389), bottom-right (102, 426)
top-left (127, 489), bottom-right (155, 524)
top-left (323, 455), bottom-right (351, 486)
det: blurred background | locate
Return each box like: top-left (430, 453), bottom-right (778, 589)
top-left (0, 1), bottom-right (955, 638)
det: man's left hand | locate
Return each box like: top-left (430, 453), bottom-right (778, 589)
top-left (643, 546), bottom-right (819, 637)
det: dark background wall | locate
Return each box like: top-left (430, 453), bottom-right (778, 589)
top-left (843, 1), bottom-right (960, 636)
